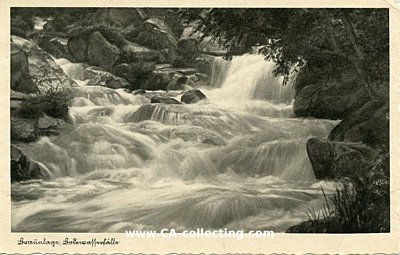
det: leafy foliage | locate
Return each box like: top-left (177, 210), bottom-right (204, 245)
top-left (180, 8), bottom-right (389, 100)
top-left (19, 88), bottom-right (72, 120)
top-left (19, 69), bottom-right (73, 120)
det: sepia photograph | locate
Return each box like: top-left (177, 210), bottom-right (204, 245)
top-left (4, 2), bottom-right (399, 253)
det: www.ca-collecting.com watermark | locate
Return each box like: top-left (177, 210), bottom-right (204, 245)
top-left (125, 228), bottom-right (274, 240)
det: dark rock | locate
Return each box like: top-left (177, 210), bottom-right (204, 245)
top-left (124, 104), bottom-right (158, 122)
top-left (11, 17), bottom-right (32, 38)
top-left (177, 39), bottom-right (201, 62)
top-left (294, 83), bottom-right (369, 120)
top-left (11, 42), bottom-right (37, 93)
top-left (11, 145), bottom-right (48, 182)
top-left (36, 114), bottom-right (67, 136)
top-left (84, 66), bottom-right (129, 89)
top-left (11, 89), bottom-right (30, 101)
top-left (67, 36), bottom-right (88, 62)
top-left (12, 36), bottom-right (76, 93)
top-left (328, 101), bottom-right (388, 151)
top-left (181, 89), bottom-right (207, 104)
top-left (286, 220), bottom-right (329, 233)
top-left (166, 75), bottom-right (190, 90)
top-left (121, 41), bottom-right (163, 62)
top-left (97, 8), bottom-right (147, 27)
top-left (11, 117), bottom-right (37, 143)
top-left (142, 71), bottom-right (173, 91)
top-left (10, 90), bottom-right (30, 113)
top-left (87, 32), bottom-right (120, 72)
top-left (307, 137), bottom-right (379, 179)
top-left (133, 89), bottom-right (146, 95)
top-left (113, 62), bottom-right (156, 90)
top-left (37, 36), bottom-right (75, 61)
top-left (150, 96), bottom-right (181, 104)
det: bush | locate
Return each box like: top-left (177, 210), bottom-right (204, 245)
top-left (19, 88), bottom-right (73, 120)
top-left (287, 154), bottom-right (390, 233)
top-left (113, 62), bottom-right (156, 91)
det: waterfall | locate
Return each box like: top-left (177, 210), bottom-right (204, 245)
top-left (209, 54), bottom-right (295, 104)
top-left (12, 54), bottom-right (339, 233)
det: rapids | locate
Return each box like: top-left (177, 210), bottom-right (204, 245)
top-left (12, 54), bottom-right (339, 232)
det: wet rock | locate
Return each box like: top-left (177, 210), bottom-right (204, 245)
top-left (84, 66), bottom-right (129, 89)
top-left (11, 42), bottom-right (37, 93)
top-left (181, 89), bottom-right (207, 104)
top-left (125, 104), bottom-right (158, 122)
top-left (151, 96), bottom-right (181, 104)
top-left (329, 101), bottom-right (388, 152)
top-left (72, 86), bottom-right (129, 105)
top-left (294, 83), bottom-right (369, 120)
top-left (166, 76), bottom-right (191, 90)
top-left (12, 35), bottom-right (76, 93)
top-left (11, 145), bottom-right (48, 182)
top-left (307, 137), bottom-right (379, 179)
top-left (37, 35), bottom-right (74, 61)
top-left (11, 117), bottom-right (37, 143)
top-left (67, 36), bottom-right (87, 62)
top-left (121, 41), bottom-right (163, 62)
top-left (87, 32), bottom-right (120, 72)
top-left (36, 114), bottom-right (67, 136)
top-left (142, 71), bottom-right (173, 91)
top-left (132, 89), bottom-right (146, 95)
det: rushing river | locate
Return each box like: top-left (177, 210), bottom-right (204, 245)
top-left (11, 54), bottom-right (339, 232)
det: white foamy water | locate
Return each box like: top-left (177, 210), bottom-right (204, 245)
top-left (12, 55), bottom-right (339, 233)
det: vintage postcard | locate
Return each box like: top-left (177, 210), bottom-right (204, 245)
top-left (1, 0), bottom-right (399, 253)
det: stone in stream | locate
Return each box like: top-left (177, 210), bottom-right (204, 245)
top-left (11, 145), bottom-right (49, 182)
top-left (306, 137), bottom-right (379, 179)
top-left (132, 89), bottom-right (146, 95)
top-left (84, 66), bottom-right (129, 89)
top-left (150, 96), bottom-right (181, 104)
top-left (181, 89), bottom-right (207, 104)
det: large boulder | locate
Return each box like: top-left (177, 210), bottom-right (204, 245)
top-left (143, 17), bottom-right (178, 48)
top-left (37, 35), bottom-right (74, 61)
top-left (11, 42), bottom-right (37, 93)
top-left (84, 66), bottom-right (129, 89)
top-left (67, 36), bottom-right (88, 62)
top-left (132, 17), bottom-right (178, 62)
top-left (11, 36), bottom-right (76, 93)
top-left (307, 138), bottom-right (379, 179)
top-left (11, 116), bottom-right (37, 143)
top-left (181, 89), bottom-right (207, 104)
top-left (124, 104), bottom-right (157, 122)
top-left (121, 41), bottom-right (164, 62)
top-left (328, 101), bottom-right (388, 151)
top-left (97, 8), bottom-right (147, 27)
top-left (87, 31), bottom-right (120, 72)
top-left (294, 83), bottom-right (369, 120)
top-left (11, 145), bottom-right (49, 182)
top-left (178, 26), bottom-right (202, 62)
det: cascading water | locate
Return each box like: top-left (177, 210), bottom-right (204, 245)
top-left (11, 54), bottom-right (339, 233)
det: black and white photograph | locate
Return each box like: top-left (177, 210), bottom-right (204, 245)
top-left (8, 4), bottom-right (394, 247)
